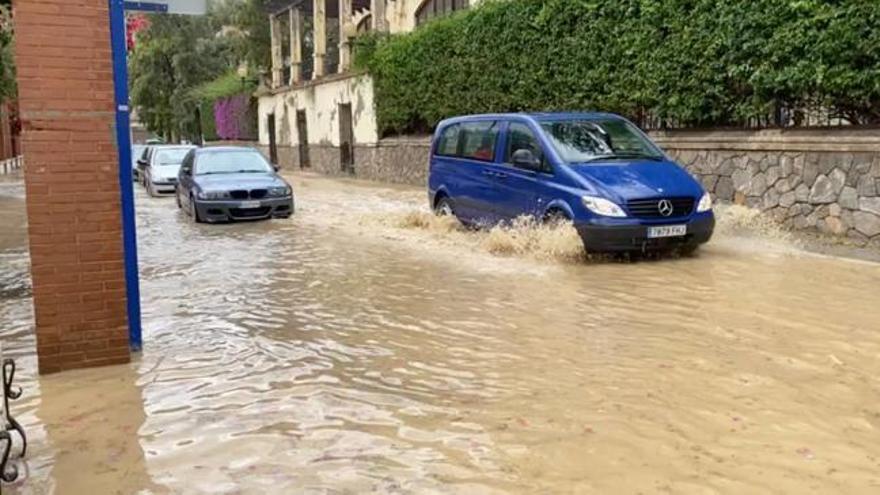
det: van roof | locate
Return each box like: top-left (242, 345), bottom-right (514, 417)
top-left (437, 112), bottom-right (625, 127)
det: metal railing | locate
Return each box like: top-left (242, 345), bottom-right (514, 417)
top-left (0, 156), bottom-right (22, 175)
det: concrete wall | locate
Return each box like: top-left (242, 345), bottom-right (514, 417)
top-left (258, 72), bottom-right (378, 148)
top-left (254, 128), bottom-right (880, 244)
top-left (15, 0), bottom-right (131, 373)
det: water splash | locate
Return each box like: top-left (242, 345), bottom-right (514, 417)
top-left (377, 210), bottom-right (588, 263)
top-left (480, 217), bottom-right (586, 262)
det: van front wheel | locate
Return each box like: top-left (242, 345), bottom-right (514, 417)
top-left (435, 197), bottom-right (454, 217)
top-left (543, 209), bottom-right (571, 225)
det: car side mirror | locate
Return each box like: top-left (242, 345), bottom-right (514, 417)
top-left (512, 149), bottom-right (541, 171)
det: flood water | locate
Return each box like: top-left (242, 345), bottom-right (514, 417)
top-left (1, 172), bottom-right (880, 494)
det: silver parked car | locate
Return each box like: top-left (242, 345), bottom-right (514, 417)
top-left (140, 145), bottom-right (197, 197)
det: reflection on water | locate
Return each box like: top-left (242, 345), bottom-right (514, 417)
top-left (1, 172), bottom-right (880, 493)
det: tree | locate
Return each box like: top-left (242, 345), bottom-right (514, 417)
top-left (0, 1), bottom-right (15, 103)
top-left (210, 0), bottom-right (271, 74)
top-left (129, 13), bottom-right (236, 141)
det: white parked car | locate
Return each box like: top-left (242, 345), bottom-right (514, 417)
top-left (139, 145), bottom-right (197, 197)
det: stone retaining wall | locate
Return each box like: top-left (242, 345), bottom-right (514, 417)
top-left (653, 129), bottom-right (880, 244)
top-left (221, 127), bottom-right (880, 245)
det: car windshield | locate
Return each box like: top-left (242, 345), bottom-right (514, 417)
top-left (539, 119), bottom-right (664, 163)
top-left (195, 150), bottom-right (272, 175)
top-left (155, 148), bottom-right (191, 166)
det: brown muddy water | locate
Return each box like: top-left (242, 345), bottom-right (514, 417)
top-left (1, 172), bottom-right (880, 494)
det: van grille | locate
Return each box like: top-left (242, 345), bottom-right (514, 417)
top-left (626, 197), bottom-right (694, 218)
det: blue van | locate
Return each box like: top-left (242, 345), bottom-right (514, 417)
top-left (427, 113), bottom-right (714, 253)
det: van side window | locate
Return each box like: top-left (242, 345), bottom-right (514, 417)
top-left (459, 121), bottom-right (499, 162)
top-left (436, 125), bottom-right (460, 156)
top-left (507, 122), bottom-right (548, 172)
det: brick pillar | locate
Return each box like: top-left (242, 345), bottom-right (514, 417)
top-left (13, 0), bottom-right (131, 374)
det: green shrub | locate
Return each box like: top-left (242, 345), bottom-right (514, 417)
top-left (359, 0), bottom-right (880, 136)
top-left (191, 71), bottom-right (256, 101)
top-left (199, 99), bottom-right (218, 141)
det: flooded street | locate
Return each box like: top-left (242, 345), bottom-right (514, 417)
top-left (1, 172), bottom-right (880, 494)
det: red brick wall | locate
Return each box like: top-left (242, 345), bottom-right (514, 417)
top-left (13, 0), bottom-right (130, 373)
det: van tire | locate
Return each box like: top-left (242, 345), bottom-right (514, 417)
top-left (435, 196), bottom-right (455, 217)
top-left (543, 208), bottom-right (571, 225)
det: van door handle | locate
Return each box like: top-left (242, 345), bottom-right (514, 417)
top-left (494, 172), bottom-right (508, 179)
top-left (482, 170), bottom-right (495, 177)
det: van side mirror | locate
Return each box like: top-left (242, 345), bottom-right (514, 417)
top-left (273, 164), bottom-right (280, 172)
top-left (512, 149), bottom-right (541, 171)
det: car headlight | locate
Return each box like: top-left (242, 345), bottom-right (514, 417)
top-left (198, 190), bottom-right (230, 200)
top-left (268, 185), bottom-right (291, 197)
top-left (582, 196), bottom-right (626, 217)
top-left (696, 192), bottom-right (713, 212)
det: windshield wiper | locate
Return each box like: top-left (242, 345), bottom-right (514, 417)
top-left (584, 153), bottom-right (664, 162)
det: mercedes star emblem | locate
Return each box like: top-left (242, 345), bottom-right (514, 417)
top-left (658, 199), bottom-right (674, 217)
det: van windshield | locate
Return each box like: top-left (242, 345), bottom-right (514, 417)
top-left (539, 119), bottom-right (664, 163)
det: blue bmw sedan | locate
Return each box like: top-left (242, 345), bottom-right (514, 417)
top-left (176, 147), bottom-right (294, 223)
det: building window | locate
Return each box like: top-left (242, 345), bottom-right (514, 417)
top-left (415, 0), bottom-right (469, 27)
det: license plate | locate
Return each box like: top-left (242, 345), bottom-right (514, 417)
top-left (239, 200), bottom-right (261, 208)
top-left (648, 224), bottom-right (687, 238)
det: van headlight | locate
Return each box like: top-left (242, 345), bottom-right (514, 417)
top-left (696, 192), bottom-right (713, 212)
top-left (582, 196), bottom-right (626, 217)
top-left (268, 185), bottom-right (291, 197)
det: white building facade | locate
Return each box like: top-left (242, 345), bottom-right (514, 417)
top-left (256, 0), bottom-right (477, 180)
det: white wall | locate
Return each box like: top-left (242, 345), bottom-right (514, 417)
top-left (258, 73), bottom-right (378, 147)
top-left (386, 0), bottom-right (421, 34)
top-left (385, 0), bottom-right (487, 34)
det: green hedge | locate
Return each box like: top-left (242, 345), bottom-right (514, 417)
top-left (199, 100), bottom-right (218, 141)
top-left (357, 0), bottom-right (880, 136)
